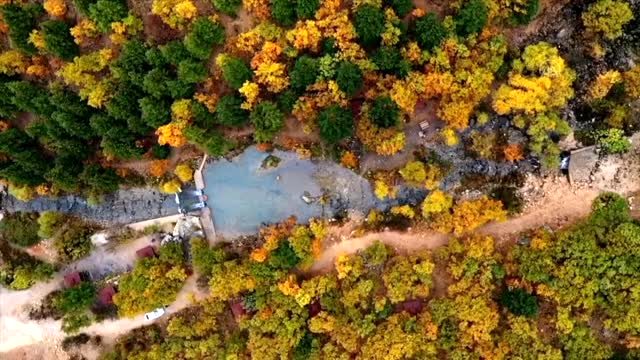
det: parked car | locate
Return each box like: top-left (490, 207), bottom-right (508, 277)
top-left (144, 307), bottom-right (166, 321)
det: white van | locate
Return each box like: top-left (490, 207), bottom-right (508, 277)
top-left (144, 307), bottom-right (166, 321)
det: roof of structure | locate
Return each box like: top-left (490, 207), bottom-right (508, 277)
top-left (136, 245), bottom-right (157, 259)
top-left (98, 285), bottom-right (116, 305)
top-left (63, 272), bottom-right (82, 288)
top-left (568, 146), bottom-right (598, 184)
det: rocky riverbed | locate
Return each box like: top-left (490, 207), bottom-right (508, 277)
top-left (0, 188), bottom-right (178, 225)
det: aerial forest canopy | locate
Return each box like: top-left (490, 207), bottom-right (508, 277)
top-left (0, 0), bottom-right (635, 201)
top-left (101, 193), bottom-right (640, 359)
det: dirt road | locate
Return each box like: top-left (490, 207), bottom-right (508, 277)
top-left (311, 181), bottom-right (628, 272)
top-left (0, 234), bottom-right (164, 357)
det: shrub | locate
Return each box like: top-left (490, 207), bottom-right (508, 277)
top-left (53, 221), bottom-right (95, 262)
top-left (212, 0), bottom-right (242, 16)
top-left (111, 40), bottom-right (150, 84)
top-left (80, 164), bottom-right (120, 195)
top-left (0, 242), bottom-right (55, 290)
top-left (399, 161), bottom-right (426, 185)
top-left (0, 212), bottom-right (40, 247)
top-left (389, 0), bottom-right (413, 17)
top-left (37, 211), bottom-right (67, 239)
top-left (218, 55), bottom-right (253, 90)
top-left (55, 282), bottom-right (97, 314)
top-left (191, 237), bottom-right (225, 276)
top-left (271, 0), bottom-right (296, 27)
top-left (250, 101), bottom-right (284, 142)
top-left (61, 334), bottom-right (91, 351)
top-left (174, 163), bottom-right (193, 183)
top-left (511, 0), bottom-right (539, 25)
top-left (143, 68), bottom-right (171, 98)
top-left (582, 0), bottom-right (634, 40)
top-left (414, 13), bottom-right (447, 50)
top-left (335, 61), bottom-right (363, 97)
top-left (160, 40), bottom-right (191, 66)
top-left (184, 17), bottom-right (225, 60)
top-left (1, 4), bottom-right (42, 54)
top-left (354, 5), bottom-right (385, 47)
top-left (594, 128), bottom-right (631, 154)
top-left (454, 0), bottom-right (488, 37)
top-left (500, 288), bottom-right (539, 317)
top-left (74, 0), bottom-right (96, 15)
top-left (290, 56), bottom-right (319, 92)
top-left (317, 105), bottom-right (353, 143)
top-left (370, 96), bottom-right (400, 128)
top-left (490, 186), bottom-right (523, 215)
top-left (215, 95), bottom-right (249, 127)
top-left (296, 0), bottom-right (319, 19)
top-left (41, 21), bottom-right (79, 61)
top-left (469, 130), bottom-right (498, 160)
top-left (88, 0), bottom-right (129, 33)
top-left (177, 60), bottom-right (208, 84)
top-left (184, 125), bottom-right (235, 156)
top-left (277, 90), bottom-right (299, 114)
top-left (151, 144), bottom-right (171, 159)
top-left (61, 312), bottom-right (93, 334)
top-left (140, 97), bottom-right (171, 128)
top-left (372, 46), bottom-right (410, 77)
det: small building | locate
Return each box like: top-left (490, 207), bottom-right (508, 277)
top-left (63, 272), bottom-right (82, 288)
top-left (396, 299), bottom-right (424, 316)
top-left (98, 285), bottom-right (117, 306)
top-left (230, 300), bottom-right (247, 320)
top-left (136, 245), bottom-right (157, 259)
top-left (308, 301), bottom-right (322, 317)
top-left (567, 146), bottom-right (598, 184)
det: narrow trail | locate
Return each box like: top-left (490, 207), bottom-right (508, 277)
top-left (311, 186), bottom-right (606, 272)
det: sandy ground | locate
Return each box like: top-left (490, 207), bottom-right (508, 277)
top-left (0, 227), bottom-right (181, 359)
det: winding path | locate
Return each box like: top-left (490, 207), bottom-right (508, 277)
top-left (311, 186), bottom-right (617, 272)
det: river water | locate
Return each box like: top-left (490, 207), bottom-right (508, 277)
top-left (202, 147), bottom-right (401, 238)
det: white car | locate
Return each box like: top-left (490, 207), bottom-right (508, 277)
top-left (144, 307), bottom-right (166, 321)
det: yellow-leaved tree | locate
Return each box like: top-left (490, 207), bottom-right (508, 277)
top-left (493, 42), bottom-right (576, 116)
top-left (151, 0), bottom-right (198, 29)
top-left (588, 70), bottom-right (623, 100)
top-left (156, 99), bottom-right (192, 147)
top-left (582, 0), bottom-right (634, 41)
